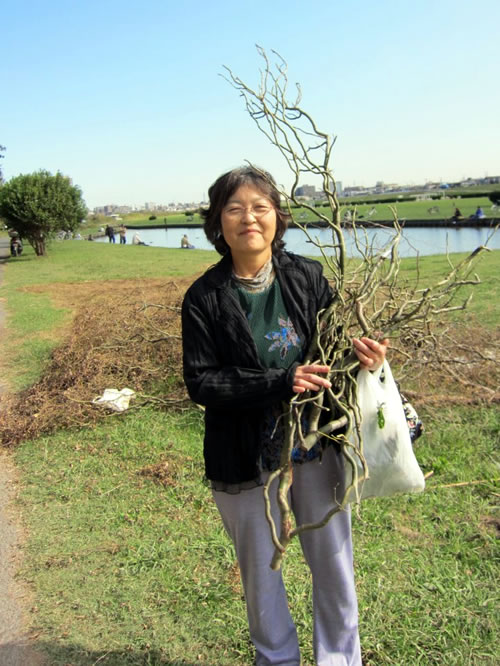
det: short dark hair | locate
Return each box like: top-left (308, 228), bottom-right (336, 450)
top-left (201, 166), bottom-right (289, 255)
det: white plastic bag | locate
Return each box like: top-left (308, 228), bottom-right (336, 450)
top-left (346, 360), bottom-right (425, 500)
top-left (92, 388), bottom-right (135, 412)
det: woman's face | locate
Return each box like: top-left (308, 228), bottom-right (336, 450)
top-left (220, 184), bottom-right (277, 265)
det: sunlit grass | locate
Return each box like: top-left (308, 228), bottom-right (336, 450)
top-left (14, 406), bottom-right (499, 665)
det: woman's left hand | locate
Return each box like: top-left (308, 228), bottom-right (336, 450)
top-left (352, 336), bottom-right (389, 372)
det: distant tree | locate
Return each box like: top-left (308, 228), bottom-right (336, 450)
top-left (0, 170), bottom-right (87, 256)
top-left (0, 145), bottom-right (5, 183)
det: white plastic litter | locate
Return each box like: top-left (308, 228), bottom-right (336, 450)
top-left (92, 388), bottom-right (136, 412)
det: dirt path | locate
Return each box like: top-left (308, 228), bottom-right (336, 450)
top-left (0, 238), bottom-right (45, 665)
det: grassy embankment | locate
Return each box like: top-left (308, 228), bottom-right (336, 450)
top-left (1, 241), bottom-right (498, 665)
top-left (86, 192), bottom-right (500, 232)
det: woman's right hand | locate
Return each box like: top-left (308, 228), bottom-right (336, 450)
top-left (293, 364), bottom-right (331, 394)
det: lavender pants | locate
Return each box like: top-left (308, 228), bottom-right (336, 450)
top-left (212, 446), bottom-right (361, 666)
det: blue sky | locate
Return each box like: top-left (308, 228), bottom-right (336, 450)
top-left (2, 0), bottom-right (499, 208)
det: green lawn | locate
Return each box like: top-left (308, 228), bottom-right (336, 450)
top-left (13, 405), bottom-right (499, 665)
top-left (1, 239), bottom-right (216, 286)
top-left (314, 196), bottom-right (498, 224)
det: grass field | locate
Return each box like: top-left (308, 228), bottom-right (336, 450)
top-left (86, 194), bottom-right (500, 232)
top-left (1, 240), bottom-right (498, 665)
top-left (12, 405), bottom-right (500, 665)
top-left (334, 196), bottom-right (498, 223)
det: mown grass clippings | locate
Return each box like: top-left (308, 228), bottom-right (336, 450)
top-left (0, 240), bottom-right (217, 390)
top-left (0, 278), bottom-right (192, 446)
top-left (1, 266), bottom-right (498, 449)
top-left (138, 442), bottom-right (185, 489)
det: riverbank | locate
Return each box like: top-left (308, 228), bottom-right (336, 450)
top-left (122, 217), bottom-right (498, 231)
top-left (307, 217), bottom-right (498, 228)
top-left (93, 223), bottom-right (500, 258)
top-left (103, 192), bottom-right (499, 232)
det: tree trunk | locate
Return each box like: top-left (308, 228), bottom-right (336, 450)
top-left (31, 236), bottom-right (46, 256)
top-left (35, 239), bottom-right (45, 256)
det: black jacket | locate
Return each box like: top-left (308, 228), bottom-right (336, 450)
top-left (181, 251), bottom-right (333, 484)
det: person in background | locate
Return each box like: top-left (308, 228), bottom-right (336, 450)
top-left (181, 234), bottom-right (190, 248)
top-left (119, 224), bottom-right (127, 244)
top-left (472, 206), bottom-right (485, 219)
top-left (105, 225), bottom-right (116, 243)
top-left (10, 236), bottom-right (23, 256)
top-left (451, 206), bottom-right (463, 223)
top-left (132, 232), bottom-right (146, 246)
top-left (182, 166), bottom-right (388, 666)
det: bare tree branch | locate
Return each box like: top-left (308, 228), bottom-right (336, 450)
top-left (223, 47), bottom-right (493, 569)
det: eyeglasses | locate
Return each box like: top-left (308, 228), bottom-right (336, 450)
top-left (223, 203), bottom-right (274, 220)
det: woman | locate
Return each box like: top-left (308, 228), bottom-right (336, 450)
top-left (182, 167), bottom-right (387, 666)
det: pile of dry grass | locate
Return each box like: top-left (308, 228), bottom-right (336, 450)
top-left (0, 275), bottom-right (497, 448)
top-left (389, 319), bottom-right (499, 406)
top-left (0, 278), bottom-right (193, 447)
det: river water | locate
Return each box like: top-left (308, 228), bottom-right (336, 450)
top-left (100, 225), bottom-right (499, 257)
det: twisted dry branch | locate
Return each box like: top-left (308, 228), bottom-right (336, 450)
top-left (224, 47), bottom-right (493, 569)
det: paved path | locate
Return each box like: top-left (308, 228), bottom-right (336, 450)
top-left (0, 238), bottom-right (45, 665)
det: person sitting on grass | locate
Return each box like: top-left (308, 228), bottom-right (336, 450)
top-left (10, 236), bottom-right (23, 256)
top-left (451, 206), bottom-right (463, 223)
top-left (132, 232), bottom-right (147, 246)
